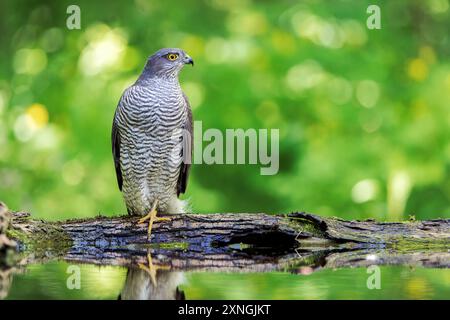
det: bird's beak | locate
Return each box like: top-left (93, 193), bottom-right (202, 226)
top-left (184, 55), bottom-right (194, 66)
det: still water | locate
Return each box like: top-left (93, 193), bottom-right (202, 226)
top-left (3, 262), bottom-right (449, 299)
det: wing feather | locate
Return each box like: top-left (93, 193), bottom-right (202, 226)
top-left (177, 93), bottom-right (193, 196)
top-left (112, 111), bottom-right (123, 191)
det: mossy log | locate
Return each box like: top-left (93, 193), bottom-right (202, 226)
top-left (2, 206), bottom-right (449, 272)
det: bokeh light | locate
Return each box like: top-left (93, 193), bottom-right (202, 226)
top-left (0, 0), bottom-right (448, 222)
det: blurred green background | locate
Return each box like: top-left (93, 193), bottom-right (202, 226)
top-left (0, 0), bottom-right (449, 221)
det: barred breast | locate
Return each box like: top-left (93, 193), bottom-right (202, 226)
top-left (115, 78), bottom-right (188, 215)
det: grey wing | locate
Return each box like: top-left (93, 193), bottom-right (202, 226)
top-left (112, 111), bottom-right (123, 191)
top-left (177, 92), bottom-right (193, 196)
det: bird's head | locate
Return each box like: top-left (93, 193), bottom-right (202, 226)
top-left (144, 48), bottom-right (194, 78)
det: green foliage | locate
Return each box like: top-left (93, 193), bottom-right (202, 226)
top-left (0, 0), bottom-right (449, 221)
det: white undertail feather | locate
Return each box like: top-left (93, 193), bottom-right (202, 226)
top-left (167, 196), bottom-right (190, 214)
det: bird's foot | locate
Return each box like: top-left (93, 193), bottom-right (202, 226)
top-left (137, 200), bottom-right (172, 239)
top-left (138, 210), bottom-right (157, 240)
top-left (138, 252), bottom-right (171, 287)
top-left (137, 199), bottom-right (158, 239)
top-left (137, 209), bottom-right (156, 225)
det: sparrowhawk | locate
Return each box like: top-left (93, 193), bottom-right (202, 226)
top-left (111, 48), bottom-right (194, 238)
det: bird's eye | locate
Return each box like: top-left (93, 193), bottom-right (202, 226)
top-left (167, 53), bottom-right (179, 61)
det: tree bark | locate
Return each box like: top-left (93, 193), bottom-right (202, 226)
top-left (3, 209), bottom-right (449, 272)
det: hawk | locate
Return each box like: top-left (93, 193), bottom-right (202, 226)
top-left (112, 48), bottom-right (193, 238)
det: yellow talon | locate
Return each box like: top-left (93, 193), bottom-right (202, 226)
top-left (137, 200), bottom-right (172, 239)
top-left (155, 217), bottom-right (171, 222)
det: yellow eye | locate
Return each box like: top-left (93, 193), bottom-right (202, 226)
top-left (167, 53), bottom-right (178, 61)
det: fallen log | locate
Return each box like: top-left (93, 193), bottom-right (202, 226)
top-left (1, 202), bottom-right (448, 271)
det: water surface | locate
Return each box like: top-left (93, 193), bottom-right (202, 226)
top-left (3, 262), bottom-right (449, 299)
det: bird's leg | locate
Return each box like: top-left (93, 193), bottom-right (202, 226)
top-left (137, 199), bottom-right (171, 238)
top-left (138, 252), bottom-right (171, 287)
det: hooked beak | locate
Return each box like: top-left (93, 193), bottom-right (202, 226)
top-left (184, 55), bottom-right (194, 66)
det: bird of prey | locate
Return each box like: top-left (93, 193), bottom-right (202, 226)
top-left (112, 48), bottom-right (193, 238)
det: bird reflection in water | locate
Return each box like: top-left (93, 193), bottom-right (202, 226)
top-left (119, 252), bottom-right (185, 300)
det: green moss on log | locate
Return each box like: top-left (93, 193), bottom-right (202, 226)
top-left (7, 213), bottom-right (72, 257)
